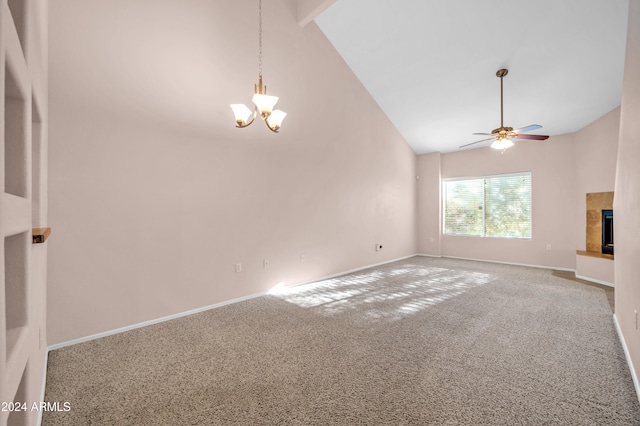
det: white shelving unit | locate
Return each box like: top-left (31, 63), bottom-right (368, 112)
top-left (1, 1), bottom-right (48, 425)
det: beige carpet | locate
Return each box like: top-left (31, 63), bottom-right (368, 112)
top-left (552, 269), bottom-right (615, 311)
top-left (43, 257), bottom-right (640, 425)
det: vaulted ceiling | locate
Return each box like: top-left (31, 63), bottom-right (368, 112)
top-left (315, 0), bottom-right (629, 153)
top-left (50, 0), bottom-right (629, 155)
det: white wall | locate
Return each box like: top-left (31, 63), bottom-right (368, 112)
top-left (614, 0), bottom-right (640, 391)
top-left (47, 0), bottom-right (417, 345)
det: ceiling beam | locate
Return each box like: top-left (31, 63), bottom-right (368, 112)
top-left (297, 0), bottom-right (336, 27)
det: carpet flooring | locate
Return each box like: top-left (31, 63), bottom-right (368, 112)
top-left (43, 257), bottom-right (640, 425)
top-left (552, 269), bottom-right (615, 312)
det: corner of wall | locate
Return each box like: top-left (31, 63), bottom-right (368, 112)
top-left (416, 152), bottom-right (442, 256)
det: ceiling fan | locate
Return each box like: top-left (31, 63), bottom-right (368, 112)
top-left (460, 69), bottom-right (549, 150)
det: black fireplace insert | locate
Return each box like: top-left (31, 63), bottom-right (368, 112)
top-left (602, 209), bottom-right (614, 255)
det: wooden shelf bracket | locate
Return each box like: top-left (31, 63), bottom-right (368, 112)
top-left (32, 227), bottom-right (51, 244)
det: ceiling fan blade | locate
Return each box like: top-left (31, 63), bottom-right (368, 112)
top-left (472, 132), bottom-right (494, 136)
top-left (511, 134), bottom-right (549, 140)
top-left (513, 124), bottom-right (542, 134)
top-left (459, 137), bottom-right (495, 148)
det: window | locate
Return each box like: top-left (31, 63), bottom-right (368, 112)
top-left (444, 172), bottom-right (531, 238)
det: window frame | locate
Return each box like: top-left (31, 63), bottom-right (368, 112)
top-left (442, 171), bottom-right (533, 239)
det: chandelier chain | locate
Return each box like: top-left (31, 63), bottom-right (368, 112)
top-left (258, 0), bottom-right (262, 79)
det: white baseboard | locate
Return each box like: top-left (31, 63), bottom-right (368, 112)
top-left (575, 274), bottom-right (614, 287)
top-left (47, 291), bottom-right (267, 351)
top-left (432, 254), bottom-right (575, 273)
top-left (422, 253), bottom-right (612, 286)
top-left (613, 314), bottom-right (640, 405)
top-left (47, 254), bottom-right (418, 352)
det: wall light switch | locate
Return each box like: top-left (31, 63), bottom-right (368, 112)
top-left (235, 263), bottom-right (242, 273)
top-left (546, 244), bottom-right (552, 251)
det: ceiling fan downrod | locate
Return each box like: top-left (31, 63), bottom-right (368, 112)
top-left (497, 68), bottom-right (508, 130)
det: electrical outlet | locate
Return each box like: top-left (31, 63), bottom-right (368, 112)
top-left (375, 243), bottom-right (383, 251)
top-left (300, 254), bottom-right (306, 263)
top-left (263, 259), bottom-right (269, 269)
top-left (235, 263), bottom-right (242, 273)
top-left (546, 244), bottom-right (552, 251)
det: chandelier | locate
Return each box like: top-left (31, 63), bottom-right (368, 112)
top-left (230, 0), bottom-right (286, 133)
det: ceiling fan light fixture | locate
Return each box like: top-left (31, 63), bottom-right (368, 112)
top-left (491, 136), bottom-right (514, 150)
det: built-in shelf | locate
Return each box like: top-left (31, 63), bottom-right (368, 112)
top-left (4, 193), bottom-right (30, 236)
top-left (7, 0), bottom-right (27, 55)
top-left (576, 250), bottom-right (614, 261)
top-left (5, 232), bottom-right (28, 362)
top-left (8, 353), bottom-right (29, 425)
top-left (6, 326), bottom-right (28, 366)
top-left (5, 63), bottom-right (28, 198)
top-left (5, 325), bottom-right (30, 403)
top-left (32, 227), bottom-right (51, 244)
top-left (2, 0), bottom-right (47, 418)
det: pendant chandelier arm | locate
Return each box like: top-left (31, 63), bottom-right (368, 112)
top-left (265, 120), bottom-right (280, 133)
top-left (235, 107), bottom-right (258, 128)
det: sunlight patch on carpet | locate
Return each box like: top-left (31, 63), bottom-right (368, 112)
top-left (270, 263), bottom-right (494, 319)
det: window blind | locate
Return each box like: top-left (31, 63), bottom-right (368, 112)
top-left (444, 173), bottom-right (532, 239)
top-left (444, 179), bottom-right (484, 236)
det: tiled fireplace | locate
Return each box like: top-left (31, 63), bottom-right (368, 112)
top-left (576, 191), bottom-right (614, 286)
top-left (585, 191), bottom-right (614, 256)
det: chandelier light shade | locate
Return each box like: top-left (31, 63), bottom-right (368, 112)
top-left (265, 109), bottom-right (287, 131)
top-left (230, 104), bottom-right (253, 126)
top-left (252, 93), bottom-right (279, 118)
top-left (230, 0), bottom-right (286, 133)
